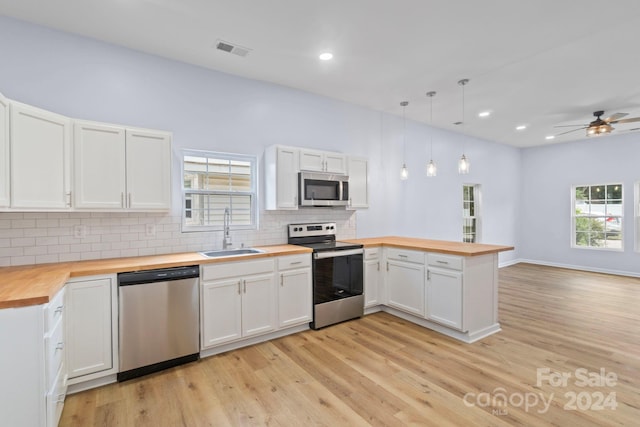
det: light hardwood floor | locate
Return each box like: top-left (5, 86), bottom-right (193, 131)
top-left (60, 263), bottom-right (640, 426)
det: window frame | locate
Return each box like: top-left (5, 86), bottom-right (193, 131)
top-left (571, 183), bottom-right (623, 251)
top-left (181, 149), bottom-right (258, 232)
top-left (635, 182), bottom-right (639, 252)
top-left (462, 184), bottom-right (481, 243)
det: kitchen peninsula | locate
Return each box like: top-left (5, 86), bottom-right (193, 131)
top-left (0, 237), bottom-right (512, 427)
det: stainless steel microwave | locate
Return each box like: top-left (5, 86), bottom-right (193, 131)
top-left (298, 172), bottom-right (349, 207)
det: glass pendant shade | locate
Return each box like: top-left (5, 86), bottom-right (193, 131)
top-left (426, 159), bottom-right (437, 177)
top-left (458, 154), bottom-right (470, 174)
top-left (400, 163), bottom-right (409, 180)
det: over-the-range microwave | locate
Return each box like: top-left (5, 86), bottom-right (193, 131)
top-left (298, 172), bottom-right (349, 207)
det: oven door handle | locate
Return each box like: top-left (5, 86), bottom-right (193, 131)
top-left (313, 248), bottom-right (364, 259)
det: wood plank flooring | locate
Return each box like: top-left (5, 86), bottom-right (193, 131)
top-left (60, 263), bottom-right (640, 426)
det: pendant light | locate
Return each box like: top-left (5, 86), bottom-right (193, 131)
top-left (426, 91), bottom-right (437, 177)
top-left (400, 101), bottom-right (409, 180)
top-left (457, 78), bottom-right (470, 174)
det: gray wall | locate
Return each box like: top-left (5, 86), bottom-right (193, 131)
top-left (1, 16), bottom-right (525, 267)
top-left (520, 133), bottom-right (640, 275)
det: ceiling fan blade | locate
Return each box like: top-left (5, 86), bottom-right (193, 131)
top-left (555, 127), bottom-right (587, 136)
top-left (609, 116), bottom-right (640, 124)
top-left (605, 112), bottom-right (628, 122)
top-left (553, 124), bottom-right (587, 128)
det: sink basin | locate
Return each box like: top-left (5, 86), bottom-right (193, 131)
top-left (199, 248), bottom-right (265, 258)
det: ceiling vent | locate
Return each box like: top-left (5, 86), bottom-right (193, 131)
top-left (215, 39), bottom-right (251, 57)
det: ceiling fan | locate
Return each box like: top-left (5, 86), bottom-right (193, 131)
top-left (554, 110), bottom-right (640, 137)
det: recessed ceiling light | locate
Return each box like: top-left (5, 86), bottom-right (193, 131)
top-left (319, 52), bottom-right (333, 61)
top-left (478, 111), bottom-right (491, 118)
top-left (516, 125), bottom-right (527, 131)
top-left (545, 135), bottom-right (555, 140)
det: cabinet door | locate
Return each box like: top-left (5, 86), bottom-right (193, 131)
top-left (427, 267), bottom-right (464, 330)
top-left (278, 268), bottom-right (312, 328)
top-left (125, 129), bottom-right (171, 210)
top-left (347, 157), bottom-right (368, 209)
top-left (276, 146), bottom-right (299, 209)
top-left (0, 93), bottom-right (9, 207)
top-left (65, 277), bottom-right (114, 379)
top-left (324, 152), bottom-right (346, 174)
top-left (364, 259), bottom-right (380, 308)
top-left (242, 273), bottom-right (277, 337)
top-left (201, 278), bottom-right (242, 348)
top-left (386, 260), bottom-right (425, 316)
top-left (10, 102), bottom-right (71, 209)
top-left (299, 149), bottom-right (324, 172)
top-left (73, 121), bottom-right (126, 209)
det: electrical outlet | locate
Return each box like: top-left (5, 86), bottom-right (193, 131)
top-left (145, 224), bottom-right (156, 237)
top-left (73, 225), bottom-right (86, 239)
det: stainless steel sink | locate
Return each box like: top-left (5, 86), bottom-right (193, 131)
top-left (199, 248), bottom-right (265, 258)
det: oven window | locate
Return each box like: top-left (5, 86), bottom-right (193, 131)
top-left (313, 254), bottom-right (363, 304)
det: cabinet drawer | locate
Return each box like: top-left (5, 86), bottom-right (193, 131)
top-left (45, 287), bottom-right (65, 331)
top-left (364, 248), bottom-right (380, 260)
top-left (47, 364), bottom-right (68, 427)
top-left (277, 254), bottom-right (311, 270)
top-left (427, 253), bottom-right (463, 271)
top-left (386, 248), bottom-right (424, 264)
top-left (45, 318), bottom-right (65, 389)
top-left (202, 258), bottom-right (274, 281)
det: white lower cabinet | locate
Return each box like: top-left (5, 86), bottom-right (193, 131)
top-left (385, 249), bottom-right (425, 316)
top-left (427, 266), bottom-right (464, 330)
top-left (363, 248), bottom-right (381, 308)
top-left (65, 275), bottom-right (118, 382)
top-left (0, 287), bottom-right (66, 427)
top-left (201, 259), bottom-right (277, 349)
top-left (277, 254), bottom-right (312, 328)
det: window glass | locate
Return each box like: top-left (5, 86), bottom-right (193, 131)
top-left (573, 183), bottom-right (622, 249)
top-left (463, 184), bottom-right (480, 243)
top-left (183, 151), bottom-right (257, 230)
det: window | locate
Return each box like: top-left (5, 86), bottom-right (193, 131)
top-left (463, 184), bottom-right (480, 243)
top-left (182, 150), bottom-right (257, 231)
top-left (573, 184), bottom-right (622, 249)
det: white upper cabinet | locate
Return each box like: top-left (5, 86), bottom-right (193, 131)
top-left (264, 145), bottom-right (299, 210)
top-left (73, 121), bottom-right (126, 209)
top-left (299, 148), bottom-right (346, 174)
top-left (0, 93), bottom-right (9, 207)
top-left (74, 123), bottom-right (172, 211)
top-left (10, 101), bottom-right (71, 209)
top-left (347, 157), bottom-right (368, 209)
top-left (125, 129), bottom-right (171, 210)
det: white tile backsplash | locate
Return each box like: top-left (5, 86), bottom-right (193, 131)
top-left (0, 209), bottom-right (357, 267)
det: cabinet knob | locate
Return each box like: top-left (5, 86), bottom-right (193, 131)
top-left (56, 341), bottom-right (64, 351)
top-left (55, 305), bottom-right (64, 314)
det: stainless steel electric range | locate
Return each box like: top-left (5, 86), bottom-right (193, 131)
top-left (288, 222), bottom-right (364, 329)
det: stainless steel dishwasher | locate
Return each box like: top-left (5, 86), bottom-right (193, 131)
top-left (117, 265), bottom-right (200, 381)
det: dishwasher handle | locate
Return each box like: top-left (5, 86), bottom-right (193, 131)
top-left (118, 265), bottom-right (200, 286)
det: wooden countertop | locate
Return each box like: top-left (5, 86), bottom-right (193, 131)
top-left (343, 236), bottom-right (514, 256)
top-left (0, 237), bottom-right (513, 310)
top-left (0, 244), bottom-right (311, 309)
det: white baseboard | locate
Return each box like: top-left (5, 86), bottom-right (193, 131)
top-left (503, 258), bottom-right (640, 278)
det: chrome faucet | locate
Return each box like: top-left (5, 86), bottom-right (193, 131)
top-left (222, 207), bottom-right (232, 249)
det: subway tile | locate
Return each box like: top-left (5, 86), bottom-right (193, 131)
top-left (11, 255), bottom-right (35, 265)
top-left (36, 219), bottom-right (60, 228)
top-left (36, 254), bottom-right (60, 264)
top-left (48, 245), bottom-right (70, 254)
top-left (11, 237), bottom-right (36, 247)
top-left (59, 253), bottom-right (82, 262)
top-left (11, 219), bottom-right (36, 228)
top-left (25, 246), bottom-right (48, 256)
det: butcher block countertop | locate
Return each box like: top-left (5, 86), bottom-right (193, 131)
top-left (344, 236), bottom-right (514, 256)
top-left (0, 244), bottom-right (311, 310)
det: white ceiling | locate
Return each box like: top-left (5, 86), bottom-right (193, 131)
top-left (2, 0), bottom-right (640, 147)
